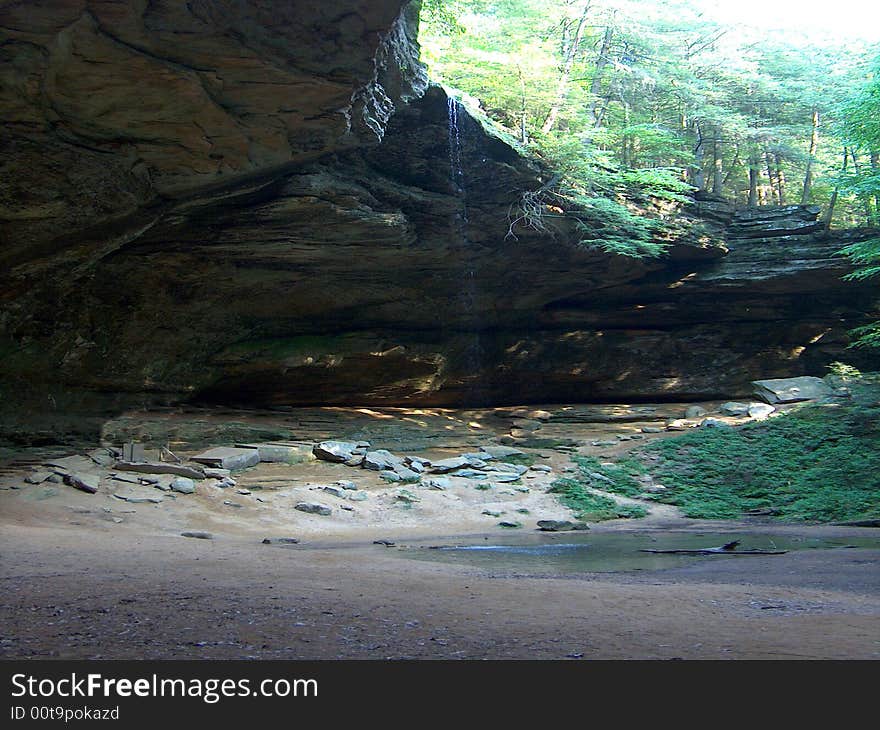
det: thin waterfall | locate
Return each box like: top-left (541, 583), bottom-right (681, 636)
top-left (446, 94), bottom-right (484, 402)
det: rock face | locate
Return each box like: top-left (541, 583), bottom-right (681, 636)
top-left (0, 1), bottom-right (878, 441)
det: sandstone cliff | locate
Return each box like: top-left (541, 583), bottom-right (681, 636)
top-left (0, 1), bottom-right (877, 441)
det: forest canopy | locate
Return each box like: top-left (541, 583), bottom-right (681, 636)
top-left (419, 0), bottom-right (880, 227)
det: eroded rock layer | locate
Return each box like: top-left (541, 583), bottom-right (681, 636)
top-left (0, 1), bottom-right (877, 441)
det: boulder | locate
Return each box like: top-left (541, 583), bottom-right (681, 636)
top-left (700, 418), bottom-right (730, 428)
top-left (235, 442), bottom-right (315, 464)
top-left (685, 405), bottom-right (708, 419)
top-left (752, 376), bottom-right (834, 404)
top-left (170, 477), bottom-right (195, 494)
top-left (748, 403), bottom-right (775, 419)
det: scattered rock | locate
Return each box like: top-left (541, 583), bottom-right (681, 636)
top-left (537, 520), bottom-right (590, 532)
top-left (513, 486), bottom-right (530, 493)
top-left (498, 521), bottom-right (522, 528)
top-left (335, 480), bottom-right (358, 490)
top-left (294, 502), bottom-right (332, 516)
top-left (373, 539), bottom-right (396, 547)
top-left (347, 491), bottom-right (369, 501)
top-left (363, 449), bottom-right (404, 471)
top-left (425, 477), bottom-right (450, 490)
top-left (63, 472), bottom-right (100, 494)
top-left (313, 441), bottom-right (366, 464)
top-left (394, 489), bottom-right (420, 505)
top-left (748, 403), bottom-right (775, 419)
top-left (223, 500), bottom-right (242, 508)
top-left (641, 426), bottom-right (663, 434)
top-left (182, 531), bottom-right (213, 540)
top-left (262, 537), bottom-right (299, 545)
top-left (700, 418), bottom-right (730, 428)
top-left (429, 456), bottom-right (471, 473)
top-left (482, 509), bottom-right (503, 517)
top-left (170, 477), bottom-right (195, 494)
top-left (719, 402), bottom-right (751, 416)
top-left (321, 485), bottom-right (346, 498)
top-left (87, 448), bottom-right (116, 467)
top-left (665, 419), bottom-right (688, 431)
top-left (236, 488), bottom-right (252, 495)
top-left (530, 464), bottom-right (552, 473)
top-left (379, 471), bottom-right (402, 483)
top-left (204, 468), bottom-right (232, 479)
top-left (25, 471), bottom-right (53, 485)
top-left (685, 405), bottom-right (708, 419)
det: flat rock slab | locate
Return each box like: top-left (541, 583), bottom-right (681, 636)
top-left (64, 472), bottom-right (100, 494)
top-left (114, 462), bottom-right (206, 479)
top-left (294, 502), bottom-right (332, 516)
top-left (44, 455), bottom-right (96, 473)
top-left (235, 443), bottom-right (315, 464)
top-left (262, 537), bottom-right (300, 545)
top-left (752, 376), bottom-right (834, 404)
top-left (24, 471), bottom-right (53, 485)
top-left (480, 446), bottom-right (525, 459)
top-left (429, 456), bottom-right (471, 473)
top-left (190, 447), bottom-right (260, 471)
top-left (114, 490), bottom-right (163, 504)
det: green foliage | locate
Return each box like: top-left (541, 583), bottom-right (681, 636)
top-left (420, 0), bottom-right (878, 228)
top-left (634, 405), bottom-right (880, 521)
top-left (572, 455), bottom-right (647, 497)
top-left (548, 477), bottom-right (648, 521)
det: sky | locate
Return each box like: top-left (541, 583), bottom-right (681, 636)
top-left (697, 0), bottom-right (880, 43)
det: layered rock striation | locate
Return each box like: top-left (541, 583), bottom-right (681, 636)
top-left (0, 1), bottom-right (877, 441)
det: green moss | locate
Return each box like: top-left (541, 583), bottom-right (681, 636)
top-left (635, 403), bottom-right (880, 522)
top-left (548, 477), bottom-right (648, 521)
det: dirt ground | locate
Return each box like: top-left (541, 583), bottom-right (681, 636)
top-left (1, 403), bottom-right (878, 660)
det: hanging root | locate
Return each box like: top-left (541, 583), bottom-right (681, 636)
top-left (505, 175), bottom-right (564, 241)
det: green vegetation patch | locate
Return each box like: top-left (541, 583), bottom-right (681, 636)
top-left (548, 477), bottom-right (648, 521)
top-left (573, 455), bottom-right (648, 497)
top-left (636, 404), bottom-right (880, 521)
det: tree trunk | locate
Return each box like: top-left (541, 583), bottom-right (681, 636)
top-left (748, 156), bottom-right (759, 209)
top-left (541, 2), bottom-right (591, 135)
top-left (588, 21), bottom-right (615, 127)
top-left (801, 107), bottom-right (819, 205)
top-left (765, 151), bottom-right (780, 205)
top-left (775, 152), bottom-right (786, 205)
top-left (517, 65), bottom-right (528, 144)
top-left (711, 130), bottom-right (723, 195)
top-left (824, 146), bottom-right (848, 230)
top-left (692, 122), bottom-right (706, 191)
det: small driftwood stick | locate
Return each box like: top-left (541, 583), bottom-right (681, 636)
top-left (640, 540), bottom-right (787, 556)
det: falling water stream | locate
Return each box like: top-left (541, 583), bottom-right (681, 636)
top-left (447, 94), bottom-right (485, 402)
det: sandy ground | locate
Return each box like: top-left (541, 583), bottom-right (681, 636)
top-left (1, 404), bottom-right (878, 660)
